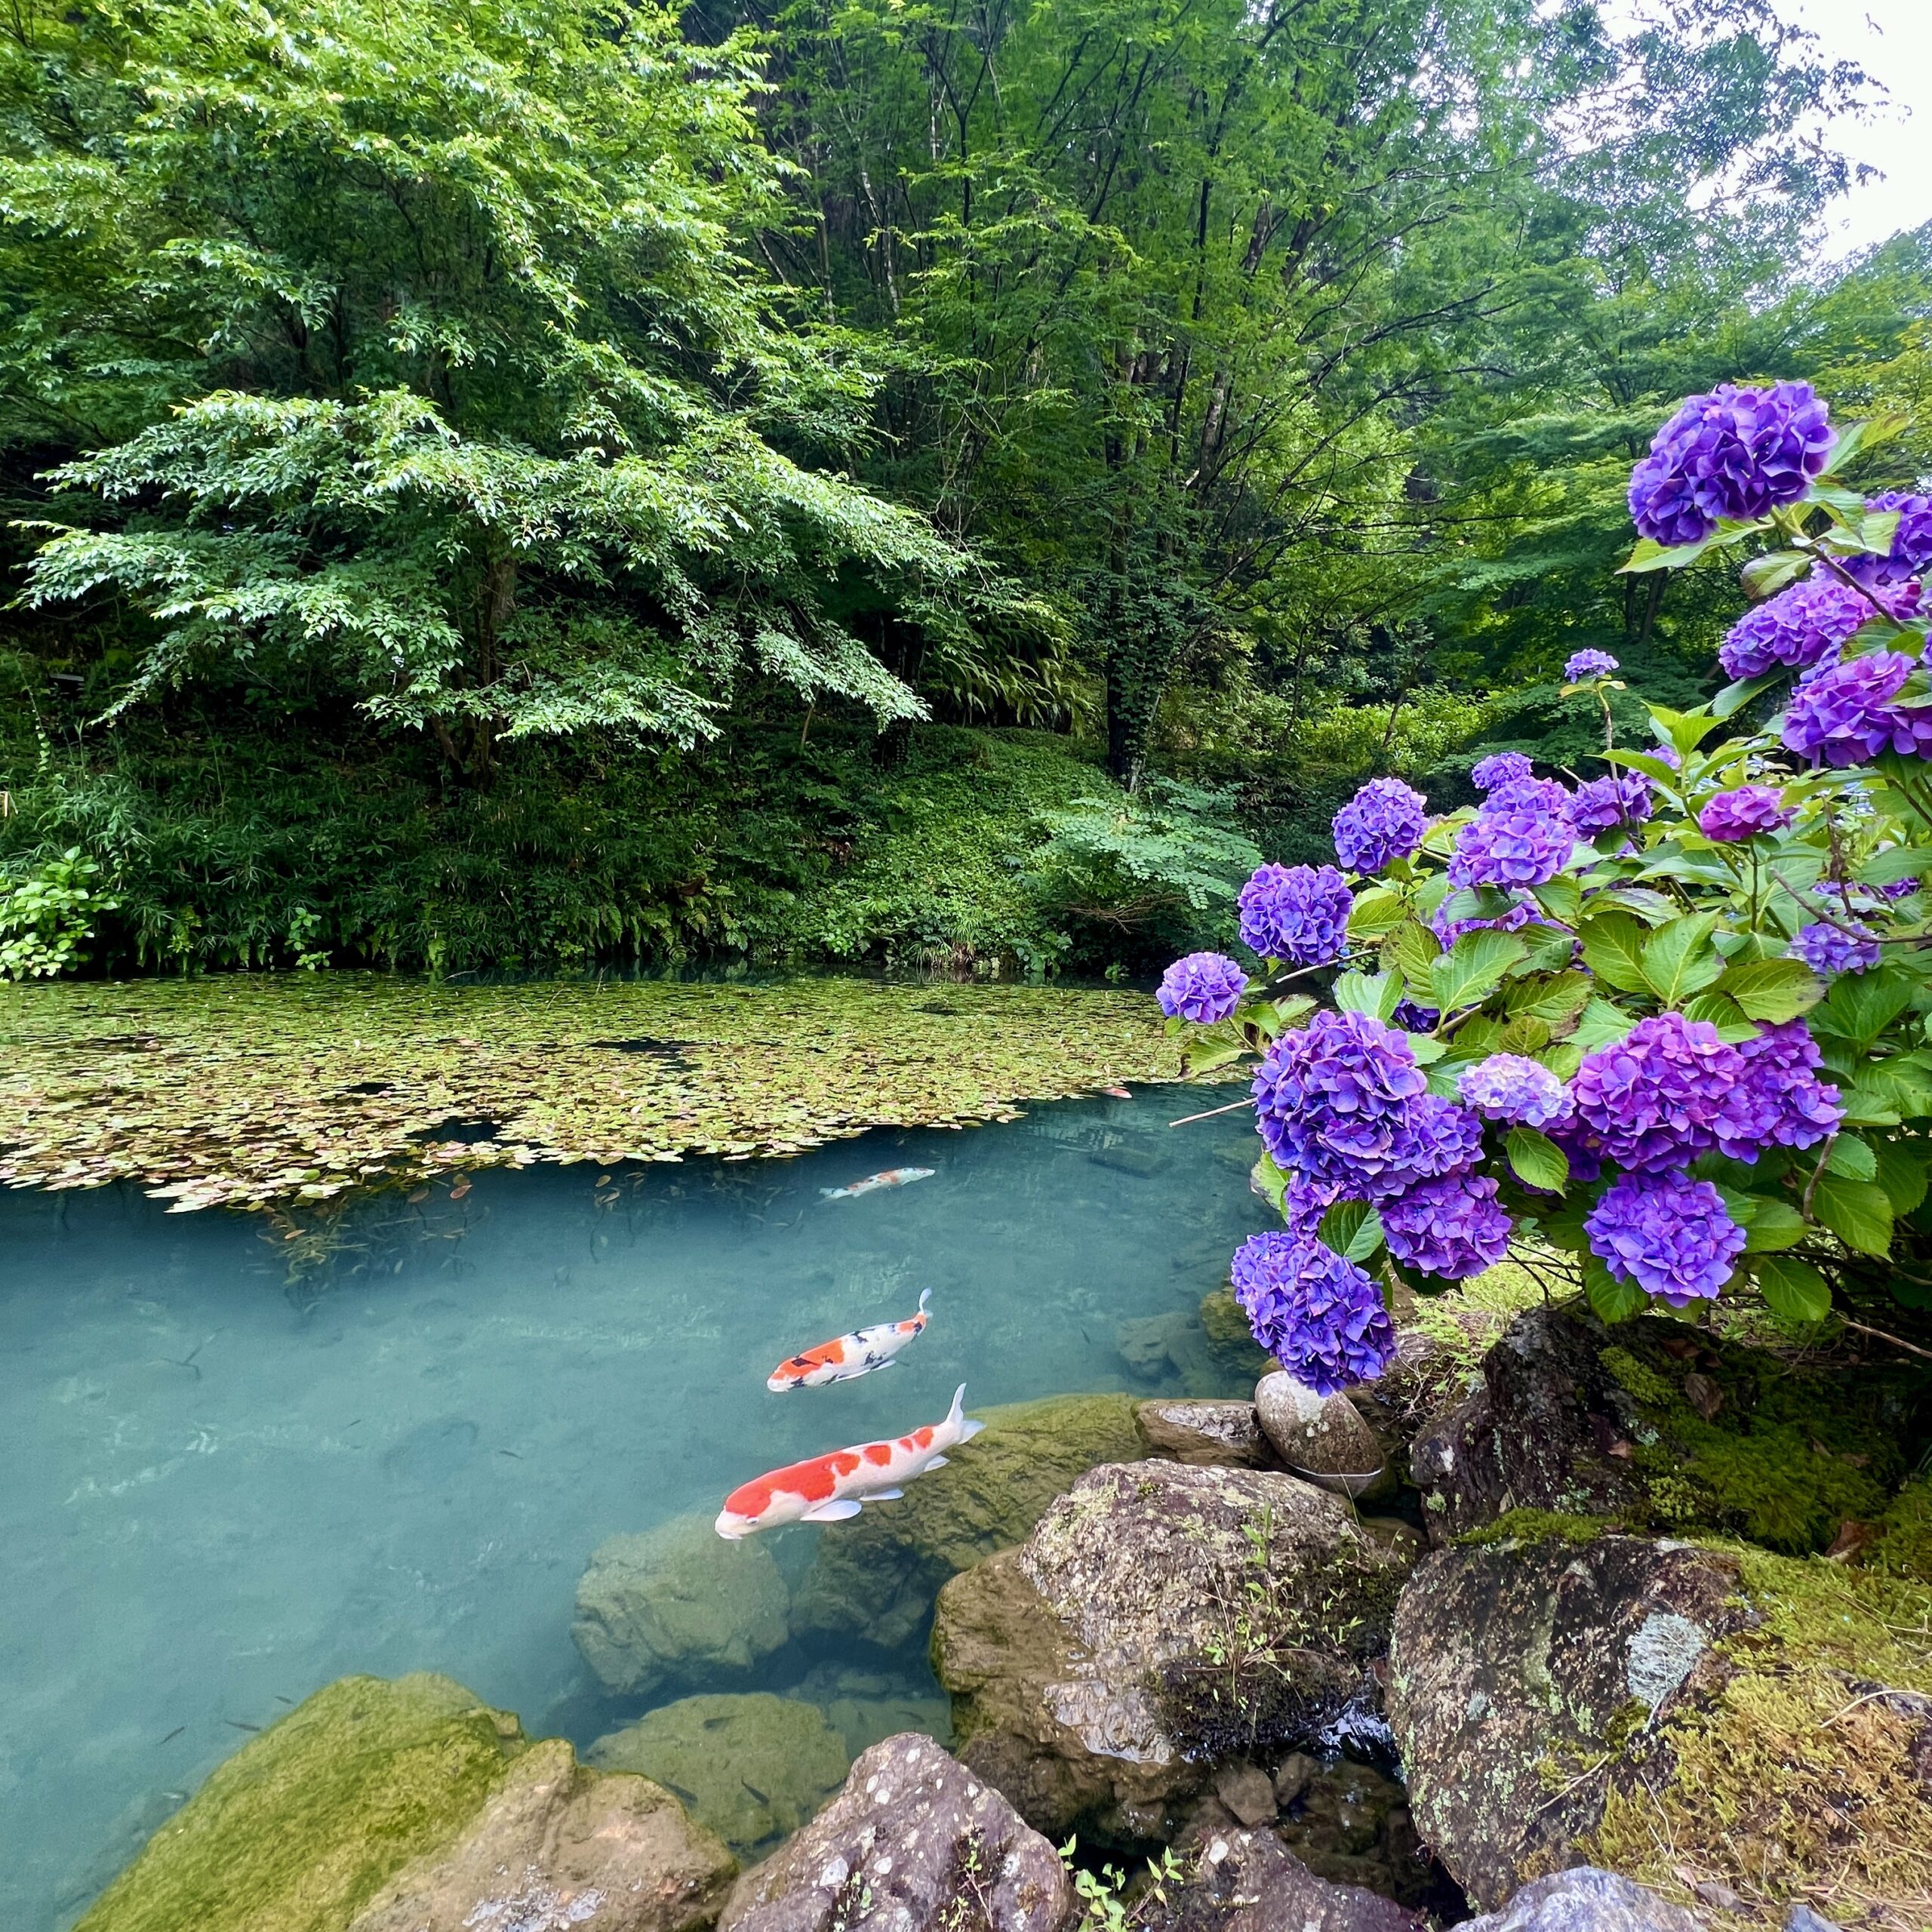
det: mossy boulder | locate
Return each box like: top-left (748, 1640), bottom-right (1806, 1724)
top-left (574, 1513), bottom-right (791, 1695)
top-left (790, 1392), bottom-right (1150, 1648)
top-left (931, 1461), bottom-right (1414, 1841)
top-left (1411, 1303), bottom-right (1926, 1553)
top-left (1387, 1527), bottom-right (1932, 1923)
top-left (589, 1695), bottom-right (850, 1857)
top-left (1872, 1475), bottom-right (1932, 1583)
top-left (75, 1673), bottom-right (734, 1932)
top-left (1200, 1286), bottom-right (1276, 1380)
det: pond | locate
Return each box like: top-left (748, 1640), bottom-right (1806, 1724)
top-left (2, 1087), bottom-right (1269, 1929)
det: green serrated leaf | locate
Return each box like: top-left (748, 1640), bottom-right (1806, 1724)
top-left (1718, 957), bottom-right (1824, 1023)
top-left (1500, 970), bottom-right (1593, 1028)
top-left (1824, 1133), bottom-right (1877, 1181)
top-left (1812, 968), bottom-right (1915, 1049)
top-left (1859, 848), bottom-right (1932, 888)
top-left (1320, 1199), bottom-right (1386, 1264)
top-left (1531, 877), bottom-right (1583, 924)
top-left (1647, 704), bottom-right (1724, 759)
top-left (1505, 1125), bottom-right (1569, 1192)
top-left (1332, 971), bottom-right (1401, 1022)
top-left (1583, 1254), bottom-right (1647, 1321)
top-left (1346, 888), bottom-right (1406, 938)
top-left (1429, 929), bottom-right (1527, 1014)
top-left (1710, 670), bottom-right (1780, 721)
top-left (1619, 535), bottom-right (1712, 574)
top-left (1570, 997), bottom-right (1637, 1051)
top-left (1872, 1137), bottom-right (1930, 1215)
top-left (1740, 1198), bottom-right (1807, 1251)
top-left (1752, 1254), bottom-right (1832, 1324)
top-left (1252, 1152), bottom-right (1289, 1215)
top-left (1739, 549), bottom-right (1810, 600)
top-left (1811, 1173), bottom-right (1894, 1257)
top-left (1578, 911), bottom-right (1652, 995)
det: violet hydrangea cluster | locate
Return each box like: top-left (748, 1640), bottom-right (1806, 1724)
top-left (1715, 1020), bottom-right (1843, 1158)
top-left (1848, 492), bottom-right (1932, 589)
top-left (1238, 863), bottom-right (1353, 967)
top-left (1628, 380), bottom-right (1834, 547)
top-left (1448, 775), bottom-right (1574, 889)
top-left (1380, 1172), bottom-right (1512, 1279)
top-left (1782, 651), bottom-right (1932, 766)
top-left (1697, 786), bottom-right (1792, 841)
top-left (1583, 1171), bottom-right (1749, 1307)
top-left (1791, 919), bottom-right (1880, 977)
top-left (1564, 648), bottom-right (1619, 681)
top-left (1332, 777), bottom-right (1428, 875)
top-left (1458, 1053), bottom-right (1571, 1128)
top-left (1567, 1013), bottom-right (1742, 1171)
top-left (1157, 951), bottom-right (1247, 1024)
top-left (1718, 576), bottom-right (1884, 681)
top-left (1569, 771), bottom-right (1653, 836)
top-left (1470, 752), bottom-right (1532, 792)
top-left (1229, 1230), bottom-right (1396, 1396)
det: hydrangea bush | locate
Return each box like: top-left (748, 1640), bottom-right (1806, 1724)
top-left (1164, 382), bottom-right (1932, 1390)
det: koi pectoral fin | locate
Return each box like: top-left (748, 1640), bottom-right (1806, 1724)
top-left (801, 1499), bottom-right (863, 1522)
top-left (860, 1487), bottom-right (905, 1503)
top-left (922, 1455), bottom-right (949, 1469)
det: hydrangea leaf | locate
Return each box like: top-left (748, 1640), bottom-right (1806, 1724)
top-left (1872, 1137), bottom-right (1930, 1215)
top-left (1823, 1132), bottom-right (1878, 1181)
top-left (1737, 549), bottom-right (1810, 600)
top-left (1331, 971), bottom-right (1401, 1023)
top-left (1345, 889), bottom-right (1406, 938)
top-left (1251, 1153), bottom-right (1289, 1216)
top-left (1500, 969), bottom-right (1592, 1026)
top-left (1641, 912), bottom-right (1724, 1004)
top-left (1577, 911), bottom-right (1651, 995)
top-left (1504, 1125), bottom-right (1568, 1192)
top-left (1582, 1254), bottom-right (1647, 1322)
top-left (1429, 930), bottom-right (1526, 1014)
top-left (1717, 957), bottom-right (1824, 1023)
top-left (1810, 1174), bottom-right (1895, 1257)
top-left (1859, 847), bottom-right (1932, 887)
top-left (1739, 1198), bottom-right (1806, 1251)
top-left (1811, 968), bottom-right (1915, 1049)
top-left (1646, 704), bottom-right (1724, 759)
top-left (1570, 997), bottom-right (1638, 1051)
top-left (1752, 1254), bottom-right (1832, 1324)
top-left (1531, 877), bottom-right (1583, 924)
top-left (1318, 1199), bottom-right (1386, 1264)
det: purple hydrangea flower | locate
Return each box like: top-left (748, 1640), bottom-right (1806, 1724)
top-left (1783, 651), bottom-right (1932, 766)
top-left (1458, 1053), bottom-right (1573, 1128)
top-left (1629, 381), bottom-right (1835, 547)
top-left (1697, 786), bottom-right (1794, 841)
top-left (1429, 894), bottom-right (1544, 951)
top-left (1238, 863), bottom-right (1354, 966)
top-left (1714, 1019), bottom-right (1843, 1159)
top-left (1448, 778), bottom-right (1575, 891)
top-left (1564, 648), bottom-right (1619, 681)
top-left (1381, 1172), bottom-right (1513, 1281)
top-left (1718, 577), bottom-right (1889, 682)
top-left (1790, 920), bottom-right (1880, 976)
top-left (1584, 1170), bottom-right (1746, 1307)
top-left (1570, 1012), bottom-right (1743, 1172)
top-left (1570, 771), bottom-right (1654, 836)
top-left (1157, 951), bottom-right (1248, 1023)
top-left (1847, 493), bottom-right (1932, 589)
top-left (1471, 752), bottom-right (1534, 792)
top-left (1333, 777), bottom-right (1429, 875)
top-left (1251, 1011), bottom-right (1478, 1201)
top-left (1229, 1230), bottom-right (1396, 1395)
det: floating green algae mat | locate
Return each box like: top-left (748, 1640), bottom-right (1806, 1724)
top-left (0, 974), bottom-right (1192, 1211)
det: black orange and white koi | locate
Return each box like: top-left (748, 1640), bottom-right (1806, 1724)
top-left (766, 1290), bottom-right (931, 1391)
top-left (819, 1165), bottom-right (934, 1201)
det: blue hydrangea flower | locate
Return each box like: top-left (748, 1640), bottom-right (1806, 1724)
top-left (1629, 381), bottom-right (1834, 547)
top-left (1570, 1012), bottom-right (1743, 1172)
top-left (1714, 1019), bottom-right (1842, 1159)
top-left (1447, 778), bottom-right (1574, 891)
top-left (1584, 1171), bottom-right (1746, 1307)
top-left (1332, 778), bottom-right (1428, 875)
top-left (1564, 649), bottom-right (1619, 681)
top-left (1429, 894), bottom-right (1545, 951)
top-left (1569, 771), bottom-right (1653, 837)
top-left (1238, 863), bottom-right (1354, 966)
top-left (1697, 786), bottom-right (1793, 841)
top-left (1790, 920), bottom-right (1880, 977)
top-left (1156, 952), bottom-right (1248, 1023)
top-left (1783, 651), bottom-right (1932, 766)
top-left (1718, 576), bottom-right (1894, 681)
top-left (1380, 1171), bottom-right (1512, 1281)
top-left (1471, 752), bottom-right (1533, 793)
top-left (1847, 493), bottom-right (1932, 589)
top-left (1229, 1230), bottom-right (1396, 1395)
top-left (1457, 1053), bottom-right (1572, 1128)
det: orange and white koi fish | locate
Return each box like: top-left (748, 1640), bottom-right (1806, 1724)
top-left (820, 1166), bottom-right (934, 1201)
top-left (767, 1290), bottom-right (932, 1392)
top-left (714, 1384), bottom-right (984, 1538)
top-left (1102, 1087), bottom-right (1133, 1100)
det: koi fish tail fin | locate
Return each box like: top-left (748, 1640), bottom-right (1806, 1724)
top-left (819, 1187), bottom-right (844, 1200)
top-left (917, 1288), bottom-right (932, 1316)
top-left (949, 1383), bottom-right (986, 1442)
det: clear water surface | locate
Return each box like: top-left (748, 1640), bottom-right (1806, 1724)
top-left (1, 1088), bottom-right (1268, 1928)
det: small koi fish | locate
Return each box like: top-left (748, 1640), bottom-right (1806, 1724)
top-left (820, 1166), bottom-right (934, 1201)
top-left (768, 1291), bottom-right (931, 1391)
top-left (715, 1384), bottom-right (984, 1538)
top-left (1102, 1087), bottom-right (1133, 1099)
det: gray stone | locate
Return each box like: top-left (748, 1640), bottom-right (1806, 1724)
top-left (573, 1514), bottom-right (789, 1697)
top-left (1254, 1374), bottom-right (1390, 1503)
top-left (1785, 1907), bottom-right (1844, 1932)
top-left (347, 1737), bottom-right (738, 1932)
top-left (1272, 1752), bottom-right (1318, 1806)
top-left (589, 1695), bottom-right (849, 1857)
top-left (718, 1732), bottom-right (1071, 1932)
top-left (1140, 1400), bottom-right (1275, 1467)
top-left (1212, 1761), bottom-right (1276, 1826)
top-left (1137, 1826), bottom-right (1421, 1932)
top-left (1458, 1868), bottom-right (1702, 1932)
top-left (932, 1460), bottom-right (1413, 1839)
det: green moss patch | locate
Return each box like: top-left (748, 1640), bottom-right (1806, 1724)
top-left (0, 974), bottom-right (1197, 1211)
top-left (75, 1674), bottom-right (522, 1932)
top-left (1458, 1508), bottom-right (1607, 1548)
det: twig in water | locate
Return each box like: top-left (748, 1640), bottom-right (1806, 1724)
top-left (1168, 1098), bottom-right (1252, 1128)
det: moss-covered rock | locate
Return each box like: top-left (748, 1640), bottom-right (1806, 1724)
top-left (573, 1513), bottom-right (791, 1695)
top-left (1199, 1287), bottom-right (1276, 1380)
top-left (789, 1392), bottom-right (1149, 1648)
top-left (1872, 1475), bottom-right (1932, 1584)
top-left (75, 1674), bottom-right (526, 1932)
top-left (1412, 1303), bottom-right (1926, 1553)
top-left (589, 1695), bottom-right (850, 1857)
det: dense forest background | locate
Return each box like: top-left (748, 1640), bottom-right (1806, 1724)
top-left (2, 0), bottom-right (1930, 977)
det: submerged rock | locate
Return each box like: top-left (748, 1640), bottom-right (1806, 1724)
top-left (1139, 1825), bottom-right (1421, 1932)
top-left (1410, 1303), bottom-right (1921, 1552)
top-left (782, 1662), bottom-right (952, 1761)
top-left (347, 1736), bottom-right (737, 1932)
top-left (791, 1393), bottom-right (1149, 1649)
top-left (1254, 1373), bottom-right (1390, 1503)
top-left (1457, 1868), bottom-right (1700, 1932)
top-left (589, 1694), bottom-right (849, 1857)
top-left (1388, 1527), bottom-right (1932, 1919)
top-left (932, 1461), bottom-right (1412, 1839)
top-left (1139, 1399), bottom-right (1275, 1467)
top-left (75, 1673), bottom-right (727, 1932)
top-left (574, 1514), bottom-right (791, 1696)
top-left (718, 1731), bottom-right (1071, 1932)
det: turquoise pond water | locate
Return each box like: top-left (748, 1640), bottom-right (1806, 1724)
top-left (1, 1088), bottom-right (1268, 1927)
